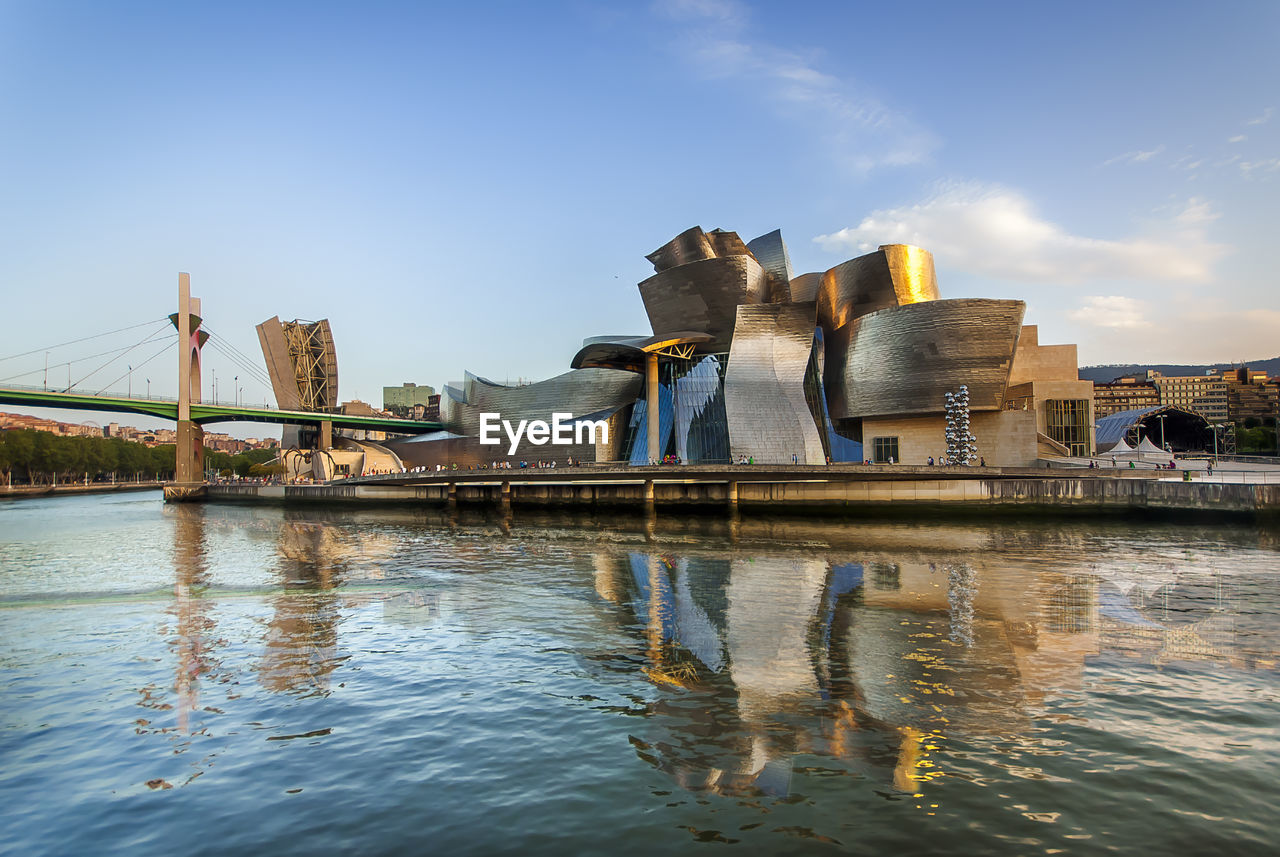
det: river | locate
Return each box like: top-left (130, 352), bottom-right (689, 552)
top-left (1, 494), bottom-right (1277, 855)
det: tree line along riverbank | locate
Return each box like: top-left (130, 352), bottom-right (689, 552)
top-left (0, 428), bottom-right (278, 485)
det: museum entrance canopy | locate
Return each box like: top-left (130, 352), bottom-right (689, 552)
top-left (570, 332), bottom-right (715, 372)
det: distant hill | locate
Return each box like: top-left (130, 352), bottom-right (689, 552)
top-left (1079, 357), bottom-right (1280, 383)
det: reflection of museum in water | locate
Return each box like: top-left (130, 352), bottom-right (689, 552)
top-left (161, 506), bottom-right (1274, 798)
top-left (590, 543), bottom-right (1261, 796)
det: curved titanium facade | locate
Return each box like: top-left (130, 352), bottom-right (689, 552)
top-left (441, 368), bottom-right (641, 440)
top-left (746, 229), bottom-right (795, 303)
top-left (707, 229), bottom-right (750, 259)
top-left (724, 303), bottom-right (826, 464)
top-left (639, 255), bottom-right (767, 348)
top-left (816, 245), bottom-right (941, 335)
top-left (645, 226), bottom-right (717, 273)
top-left (882, 244), bottom-right (939, 305)
top-left (787, 272), bottom-right (822, 304)
top-left (825, 299), bottom-right (1025, 420)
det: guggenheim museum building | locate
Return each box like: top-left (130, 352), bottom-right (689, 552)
top-left (370, 225), bottom-right (1094, 470)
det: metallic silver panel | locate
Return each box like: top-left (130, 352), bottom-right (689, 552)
top-left (432, 368), bottom-right (641, 463)
top-left (826, 299), bottom-right (1025, 420)
top-left (645, 226), bottom-right (716, 273)
top-left (724, 303), bottom-right (826, 464)
top-left (816, 245), bottom-right (941, 335)
top-left (638, 255), bottom-right (767, 348)
top-left (787, 272), bottom-right (822, 303)
top-left (746, 229), bottom-right (794, 302)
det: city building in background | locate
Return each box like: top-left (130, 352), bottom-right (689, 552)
top-left (1092, 376), bottom-right (1160, 418)
top-left (1218, 367), bottom-right (1279, 426)
top-left (383, 382), bottom-right (438, 419)
top-left (1149, 372), bottom-right (1228, 424)
top-left (0, 412), bottom-right (277, 451)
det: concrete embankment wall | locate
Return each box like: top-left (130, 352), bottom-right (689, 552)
top-left (204, 476), bottom-right (1279, 518)
top-left (1, 482), bottom-right (163, 500)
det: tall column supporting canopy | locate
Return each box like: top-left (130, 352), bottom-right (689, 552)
top-left (646, 352), bottom-right (659, 464)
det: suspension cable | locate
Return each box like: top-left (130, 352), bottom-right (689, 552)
top-left (93, 339), bottom-right (176, 396)
top-left (203, 329), bottom-right (274, 388)
top-left (67, 321), bottom-right (176, 391)
top-left (0, 335), bottom-right (168, 385)
top-left (0, 318), bottom-right (170, 363)
top-left (203, 326), bottom-right (273, 379)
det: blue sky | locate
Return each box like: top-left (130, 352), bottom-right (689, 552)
top-left (2, 0), bottom-right (1277, 434)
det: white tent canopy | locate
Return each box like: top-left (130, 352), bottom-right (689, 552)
top-left (1136, 437), bottom-right (1167, 455)
top-left (1101, 436), bottom-right (1135, 454)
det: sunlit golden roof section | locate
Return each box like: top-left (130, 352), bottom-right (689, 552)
top-left (881, 244), bottom-right (940, 306)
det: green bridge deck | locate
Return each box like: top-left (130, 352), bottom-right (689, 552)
top-left (0, 385), bottom-right (442, 433)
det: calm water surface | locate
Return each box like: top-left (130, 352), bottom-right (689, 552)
top-left (1, 494), bottom-right (1277, 856)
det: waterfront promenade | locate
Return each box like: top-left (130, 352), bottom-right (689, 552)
top-left (199, 463), bottom-right (1280, 518)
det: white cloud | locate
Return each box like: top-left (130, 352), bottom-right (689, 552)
top-left (653, 1), bottom-right (937, 172)
top-left (1245, 107), bottom-right (1274, 126)
top-left (1228, 134), bottom-right (1247, 143)
top-left (1103, 145), bottom-right (1164, 166)
top-left (813, 183), bottom-right (1228, 284)
top-left (1068, 296), bottom-right (1150, 328)
top-left (1239, 158), bottom-right (1280, 179)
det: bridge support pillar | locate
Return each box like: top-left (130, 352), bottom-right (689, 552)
top-left (166, 272), bottom-right (207, 503)
top-left (175, 421), bottom-right (205, 483)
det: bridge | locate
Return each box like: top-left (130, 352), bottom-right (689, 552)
top-left (0, 384), bottom-right (440, 433)
top-left (1, 273), bottom-right (441, 498)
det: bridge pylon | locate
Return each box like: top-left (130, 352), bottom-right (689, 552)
top-left (164, 273), bottom-right (209, 502)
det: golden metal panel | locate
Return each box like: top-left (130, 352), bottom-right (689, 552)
top-left (817, 245), bottom-right (940, 336)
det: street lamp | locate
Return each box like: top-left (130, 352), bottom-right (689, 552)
top-left (146, 378), bottom-right (150, 399)
top-left (1212, 423), bottom-right (1223, 466)
top-left (1155, 413), bottom-right (1167, 453)
top-left (234, 376), bottom-right (238, 407)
